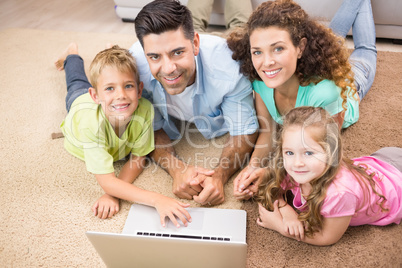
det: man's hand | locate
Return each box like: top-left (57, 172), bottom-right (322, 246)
top-left (191, 175), bottom-right (224, 205)
top-left (172, 165), bottom-right (214, 200)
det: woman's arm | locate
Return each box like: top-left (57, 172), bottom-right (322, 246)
top-left (250, 93), bottom-right (275, 166)
top-left (332, 110), bottom-right (345, 130)
top-left (234, 93), bottom-right (275, 199)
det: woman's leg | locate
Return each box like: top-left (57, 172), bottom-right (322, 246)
top-left (64, 55), bottom-right (91, 112)
top-left (329, 0), bottom-right (377, 100)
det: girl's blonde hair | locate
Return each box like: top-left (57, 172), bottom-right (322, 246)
top-left (256, 107), bottom-right (388, 236)
top-left (89, 45), bottom-right (140, 90)
top-left (227, 0), bottom-right (357, 109)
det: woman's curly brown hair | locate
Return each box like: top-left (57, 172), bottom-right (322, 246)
top-left (227, 0), bottom-right (357, 109)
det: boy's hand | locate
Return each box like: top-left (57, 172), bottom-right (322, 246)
top-left (92, 194), bottom-right (120, 219)
top-left (154, 196), bottom-right (192, 228)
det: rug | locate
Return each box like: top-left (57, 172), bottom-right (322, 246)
top-left (0, 28), bottom-right (401, 267)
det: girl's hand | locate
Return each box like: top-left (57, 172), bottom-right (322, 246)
top-left (154, 196), bottom-right (192, 228)
top-left (256, 201), bottom-right (283, 232)
top-left (281, 206), bottom-right (304, 241)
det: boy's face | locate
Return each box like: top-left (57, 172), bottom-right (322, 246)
top-left (89, 66), bottom-right (143, 124)
top-left (142, 28), bottom-right (200, 95)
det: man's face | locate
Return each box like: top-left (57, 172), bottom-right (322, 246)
top-left (142, 28), bottom-right (200, 95)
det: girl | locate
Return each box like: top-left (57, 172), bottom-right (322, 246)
top-left (228, 0), bottom-right (377, 199)
top-left (255, 106), bottom-right (402, 246)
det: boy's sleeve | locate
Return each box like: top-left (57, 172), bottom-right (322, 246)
top-left (81, 128), bottom-right (115, 174)
top-left (130, 100), bottom-right (155, 156)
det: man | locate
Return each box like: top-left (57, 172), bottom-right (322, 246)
top-left (131, 0), bottom-right (258, 205)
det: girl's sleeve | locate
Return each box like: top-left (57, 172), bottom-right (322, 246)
top-left (321, 191), bottom-right (357, 218)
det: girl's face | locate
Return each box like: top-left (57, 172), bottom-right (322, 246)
top-left (250, 26), bottom-right (304, 91)
top-left (282, 125), bottom-right (327, 188)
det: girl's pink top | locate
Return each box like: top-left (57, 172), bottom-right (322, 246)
top-left (289, 156), bottom-right (402, 226)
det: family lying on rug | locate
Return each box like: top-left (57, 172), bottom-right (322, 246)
top-left (54, 0), bottom-right (402, 246)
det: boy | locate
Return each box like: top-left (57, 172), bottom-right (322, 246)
top-left (55, 43), bottom-right (191, 227)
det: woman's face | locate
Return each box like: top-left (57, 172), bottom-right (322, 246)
top-left (250, 26), bottom-right (303, 91)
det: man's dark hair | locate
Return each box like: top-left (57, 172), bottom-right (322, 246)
top-left (134, 0), bottom-right (195, 47)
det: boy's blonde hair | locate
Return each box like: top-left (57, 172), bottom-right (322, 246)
top-left (89, 45), bottom-right (140, 90)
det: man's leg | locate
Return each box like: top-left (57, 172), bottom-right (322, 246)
top-left (187, 0), bottom-right (214, 33)
top-left (224, 0), bottom-right (253, 29)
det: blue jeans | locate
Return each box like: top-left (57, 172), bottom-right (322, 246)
top-left (329, 0), bottom-right (377, 100)
top-left (64, 55), bottom-right (91, 112)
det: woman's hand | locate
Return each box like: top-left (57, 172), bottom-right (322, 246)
top-left (234, 166), bottom-right (267, 200)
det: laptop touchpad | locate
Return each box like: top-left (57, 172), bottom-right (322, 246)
top-left (166, 210), bottom-right (204, 230)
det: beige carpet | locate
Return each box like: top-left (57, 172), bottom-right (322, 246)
top-left (0, 28), bottom-right (401, 267)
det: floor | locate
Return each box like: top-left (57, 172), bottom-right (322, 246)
top-left (0, 0), bottom-right (401, 52)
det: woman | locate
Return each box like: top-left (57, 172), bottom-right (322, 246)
top-left (227, 0), bottom-right (377, 200)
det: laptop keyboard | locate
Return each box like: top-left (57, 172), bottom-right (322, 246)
top-left (136, 232), bottom-right (231, 241)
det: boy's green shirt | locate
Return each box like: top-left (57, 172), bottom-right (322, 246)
top-left (60, 93), bottom-right (154, 174)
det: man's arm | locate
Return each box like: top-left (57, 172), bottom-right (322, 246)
top-left (192, 132), bottom-right (257, 205)
top-left (149, 129), bottom-right (214, 200)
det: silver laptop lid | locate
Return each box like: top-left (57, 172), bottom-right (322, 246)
top-left (86, 231), bottom-right (247, 268)
top-left (86, 204), bottom-right (248, 268)
top-left (122, 204), bottom-right (247, 243)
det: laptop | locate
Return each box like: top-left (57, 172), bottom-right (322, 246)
top-left (86, 203), bottom-right (247, 268)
